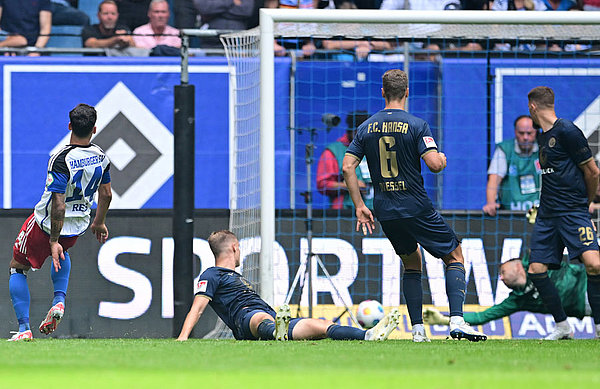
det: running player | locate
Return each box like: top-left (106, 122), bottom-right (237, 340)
top-left (8, 103), bottom-right (112, 341)
top-left (342, 69), bottom-right (486, 342)
top-left (526, 86), bottom-right (600, 340)
top-left (177, 230), bottom-right (400, 341)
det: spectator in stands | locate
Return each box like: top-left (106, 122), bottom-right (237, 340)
top-left (193, 0), bottom-right (254, 31)
top-left (491, 0), bottom-right (545, 10)
top-left (0, 0), bottom-right (52, 54)
top-left (82, 0), bottom-right (137, 52)
top-left (116, 0), bottom-right (151, 31)
top-left (583, 0), bottom-right (600, 10)
top-left (317, 111), bottom-right (373, 210)
top-left (483, 115), bottom-right (540, 216)
top-left (264, 0), bottom-right (317, 58)
top-left (541, 0), bottom-right (577, 9)
top-left (174, 0), bottom-right (200, 29)
top-left (132, 0), bottom-right (181, 54)
top-left (51, 0), bottom-right (90, 26)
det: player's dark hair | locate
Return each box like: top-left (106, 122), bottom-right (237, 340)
top-left (346, 110), bottom-right (369, 130)
top-left (208, 230), bottom-right (237, 258)
top-left (513, 114), bottom-right (532, 128)
top-left (98, 0), bottom-right (117, 12)
top-left (69, 104), bottom-right (97, 138)
top-left (528, 86), bottom-right (555, 109)
top-left (382, 69), bottom-right (408, 102)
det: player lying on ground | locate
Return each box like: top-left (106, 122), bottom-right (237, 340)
top-left (423, 252), bottom-right (600, 338)
top-left (341, 68), bottom-right (486, 342)
top-left (177, 230), bottom-right (400, 341)
top-left (8, 104), bottom-right (112, 342)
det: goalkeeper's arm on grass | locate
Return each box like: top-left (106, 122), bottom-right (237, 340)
top-left (424, 295), bottom-right (521, 326)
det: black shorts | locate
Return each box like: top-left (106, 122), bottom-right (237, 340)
top-left (530, 214), bottom-right (599, 270)
top-left (379, 209), bottom-right (460, 258)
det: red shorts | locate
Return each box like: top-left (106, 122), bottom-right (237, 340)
top-left (13, 214), bottom-right (78, 269)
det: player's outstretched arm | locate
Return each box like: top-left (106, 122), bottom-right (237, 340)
top-left (177, 295), bottom-right (210, 341)
top-left (422, 151), bottom-right (447, 173)
top-left (91, 183), bottom-right (112, 244)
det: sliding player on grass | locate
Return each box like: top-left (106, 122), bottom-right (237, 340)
top-left (177, 230), bottom-right (400, 341)
top-left (424, 252), bottom-right (599, 338)
top-left (342, 69), bottom-right (486, 342)
top-left (8, 104), bottom-right (112, 341)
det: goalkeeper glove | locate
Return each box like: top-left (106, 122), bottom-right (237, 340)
top-left (526, 205), bottom-right (538, 224)
top-left (423, 307), bottom-right (450, 326)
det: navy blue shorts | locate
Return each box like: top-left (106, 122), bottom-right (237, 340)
top-left (530, 214), bottom-right (599, 270)
top-left (379, 210), bottom-right (460, 258)
top-left (239, 308), bottom-right (277, 340)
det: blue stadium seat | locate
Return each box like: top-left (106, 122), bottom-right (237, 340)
top-left (79, 0), bottom-right (100, 25)
top-left (47, 25), bottom-right (84, 55)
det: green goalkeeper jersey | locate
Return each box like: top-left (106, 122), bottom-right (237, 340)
top-left (464, 256), bottom-right (588, 326)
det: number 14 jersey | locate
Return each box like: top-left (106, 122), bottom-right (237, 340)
top-left (34, 143), bottom-right (111, 236)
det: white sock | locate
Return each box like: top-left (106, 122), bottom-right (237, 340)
top-left (449, 316), bottom-right (464, 326)
top-left (555, 320), bottom-right (571, 330)
top-left (412, 323), bottom-right (425, 334)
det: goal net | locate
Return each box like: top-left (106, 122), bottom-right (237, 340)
top-left (213, 10), bottom-right (600, 339)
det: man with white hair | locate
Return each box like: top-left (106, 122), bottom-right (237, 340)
top-left (132, 0), bottom-right (181, 50)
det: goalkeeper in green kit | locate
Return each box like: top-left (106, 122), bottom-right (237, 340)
top-left (424, 251), bottom-right (597, 337)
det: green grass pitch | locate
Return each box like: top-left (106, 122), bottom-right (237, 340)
top-left (2, 339), bottom-right (599, 388)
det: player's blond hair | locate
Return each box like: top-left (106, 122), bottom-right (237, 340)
top-left (208, 230), bottom-right (238, 258)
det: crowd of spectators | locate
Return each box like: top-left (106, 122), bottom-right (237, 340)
top-left (0, 0), bottom-right (596, 56)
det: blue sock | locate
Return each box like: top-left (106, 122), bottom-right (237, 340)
top-left (586, 273), bottom-right (600, 324)
top-left (445, 262), bottom-right (466, 317)
top-left (9, 271), bottom-right (30, 332)
top-left (257, 319), bottom-right (275, 340)
top-left (51, 252), bottom-right (71, 306)
top-left (326, 324), bottom-right (367, 340)
top-left (529, 272), bottom-right (567, 323)
top-left (403, 270), bottom-right (423, 325)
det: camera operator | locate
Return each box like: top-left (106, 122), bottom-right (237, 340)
top-left (317, 111), bottom-right (373, 210)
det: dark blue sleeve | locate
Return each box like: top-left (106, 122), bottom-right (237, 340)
top-left (101, 164), bottom-right (111, 184)
top-left (346, 128), bottom-right (365, 160)
top-left (561, 123), bottom-right (593, 165)
top-left (40, 0), bottom-right (52, 11)
top-left (46, 172), bottom-right (68, 193)
top-left (194, 269), bottom-right (219, 299)
top-left (417, 121), bottom-right (438, 156)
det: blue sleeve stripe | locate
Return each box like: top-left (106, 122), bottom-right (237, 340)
top-left (48, 172), bottom-right (69, 193)
top-left (101, 169), bottom-right (111, 184)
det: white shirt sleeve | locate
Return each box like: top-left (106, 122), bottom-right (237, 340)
top-left (487, 147), bottom-right (507, 178)
top-left (380, 0), bottom-right (404, 9)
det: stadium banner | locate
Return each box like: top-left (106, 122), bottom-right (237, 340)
top-left (3, 57), bottom-right (599, 211)
top-left (0, 210), bottom-right (595, 339)
top-left (0, 57), bottom-right (290, 210)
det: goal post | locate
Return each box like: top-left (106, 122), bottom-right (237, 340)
top-left (211, 10), bottom-right (600, 337)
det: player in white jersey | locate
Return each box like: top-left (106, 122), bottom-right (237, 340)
top-left (7, 103), bottom-right (112, 341)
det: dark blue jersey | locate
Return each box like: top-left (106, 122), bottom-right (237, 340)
top-left (537, 118), bottom-right (593, 217)
top-left (194, 266), bottom-right (275, 340)
top-left (346, 109), bottom-right (436, 220)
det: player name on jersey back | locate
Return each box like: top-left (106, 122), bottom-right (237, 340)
top-left (366, 121), bottom-right (409, 134)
